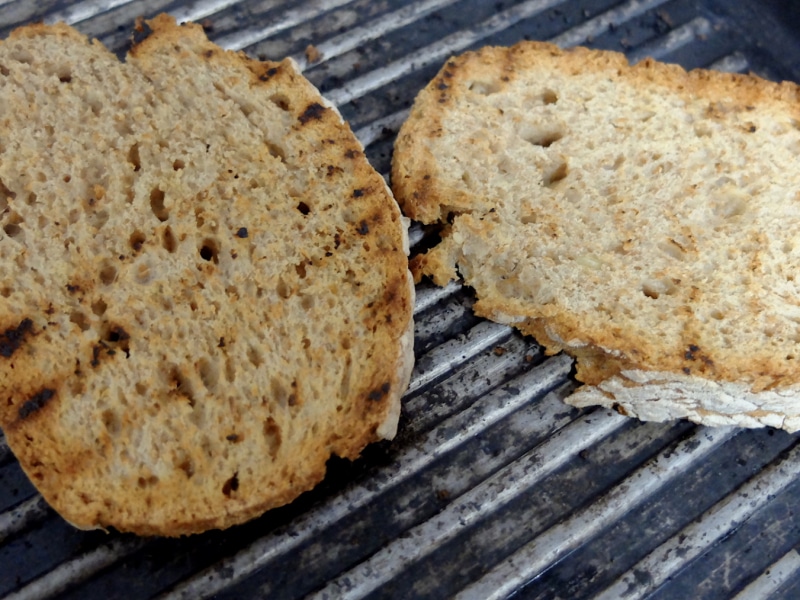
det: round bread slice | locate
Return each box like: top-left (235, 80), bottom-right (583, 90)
top-left (392, 41), bottom-right (800, 432)
top-left (0, 15), bottom-right (414, 536)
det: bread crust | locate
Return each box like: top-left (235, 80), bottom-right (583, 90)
top-left (0, 16), bottom-right (413, 535)
top-left (393, 41), bottom-right (800, 431)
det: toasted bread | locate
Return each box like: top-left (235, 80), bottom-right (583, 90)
top-left (393, 41), bottom-right (800, 431)
top-left (0, 15), bottom-right (414, 536)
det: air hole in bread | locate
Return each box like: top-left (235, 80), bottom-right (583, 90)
top-left (522, 125), bottom-right (564, 148)
top-left (604, 155), bottom-right (625, 171)
top-left (0, 64), bottom-right (8, 77)
top-left (198, 357), bottom-right (219, 391)
top-left (295, 261), bottom-right (307, 279)
top-left (0, 178), bottom-right (15, 207)
top-left (137, 475), bottom-right (159, 488)
top-left (224, 356), bottom-right (236, 383)
top-left (89, 209), bottom-right (109, 231)
top-left (222, 472), bottom-right (239, 496)
top-left (168, 364), bottom-right (196, 406)
top-left (128, 143), bottom-right (141, 172)
top-left (69, 310), bottom-right (91, 331)
top-left (172, 159), bottom-right (185, 171)
top-left (263, 418), bottom-right (282, 459)
top-left (266, 142), bottom-right (286, 162)
top-left (100, 264), bottom-right (117, 285)
top-left (91, 298), bottom-right (107, 316)
top-left (0, 287), bottom-right (11, 298)
top-left (641, 278), bottom-right (677, 299)
top-left (658, 239), bottom-right (686, 261)
top-left (130, 230), bottom-right (145, 252)
top-left (297, 201), bottom-right (310, 215)
top-left (543, 161), bottom-right (568, 187)
top-left (710, 309), bottom-right (725, 320)
top-left (162, 226), bottom-right (177, 253)
top-left (114, 118), bottom-right (133, 137)
top-left (150, 187), bottom-right (169, 221)
top-left (10, 48), bottom-right (33, 64)
top-left (247, 345), bottom-right (263, 368)
top-left (177, 456), bottom-right (194, 479)
top-left (642, 285), bottom-right (659, 300)
top-left (199, 238), bottom-right (219, 263)
top-left (270, 94), bottom-right (291, 111)
top-left (135, 382), bottom-right (148, 396)
top-left (2, 222), bottom-right (22, 239)
top-left (276, 276), bottom-right (291, 299)
top-left (300, 294), bottom-right (314, 311)
top-left (468, 80), bottom-right (501, 95)
top-left (101, 409), bottom-right (120, 435)
top-left (542, 89), bottom-right (558, 104)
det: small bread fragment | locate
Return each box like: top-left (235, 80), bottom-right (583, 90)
top-left (0, 15), bottom-right (413, 536)
top-left (392, 41), bottom-right (800, 432)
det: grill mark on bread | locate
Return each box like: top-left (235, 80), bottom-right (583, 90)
top-left (298, 102), bottom-right (327, 124)
top-left (18, 388), bottom-right (55, 420)
top-left (0, 318), bottom-right (34, 358)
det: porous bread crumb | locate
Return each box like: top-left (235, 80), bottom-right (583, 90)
top-left (393, 41), bottom-right (800, 431)
top-left (0, 15), bottom-right (413, 536)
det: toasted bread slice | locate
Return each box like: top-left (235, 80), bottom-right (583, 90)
top-left (392, 41), bottom-right (800, 432)
top-left (0, 15), bottom-right (414, 536)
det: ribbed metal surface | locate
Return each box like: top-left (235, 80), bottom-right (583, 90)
top-left (2, 1), bottom-right (800, 598)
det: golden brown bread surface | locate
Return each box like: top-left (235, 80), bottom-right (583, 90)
top-left (0, 15), bottom-right (414, 536)
top-left (392, 41), bottom-right (800, 432)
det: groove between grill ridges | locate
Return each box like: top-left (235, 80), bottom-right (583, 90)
top-left (458, 425), bottom-right (739, 600)
top-left (594, 439), bottom-right (800, 600)
top-left (313, 401), bottom-right (631, 599)
top-left (732, 549), bottom-right (800, 600)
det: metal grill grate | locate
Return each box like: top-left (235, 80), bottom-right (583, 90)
top-left (2, 1), bottom-right (800, 598)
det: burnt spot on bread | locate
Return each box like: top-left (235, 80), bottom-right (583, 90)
top-left (326, 165), bottom-right (344, 178)
top-left (259, 66), bottom-right (279, 82)
top-left (356, 220), bottom-right (369, 235)
top-left (226, 433), bottom-right (240, 443)
top-left (103, 325), bottom-right (131, 358)
top-left (18, 388), bottom-right (55, 420)
top-left (91, 343), bottom-right (104, 367)
top-left (683, 344), bottom-right (715, 371)
top-left (298, 102), bottom-right (326, 125)
top-left (236, 227), bottom-right (248, 238)
top-left (367, 382), bottom-right (391, 402)
top-left (344, 148), bottom-right (360, 159)
top-left (353, 188), bottom-right (365, 198)
top-left (222, 472), bottom-right (239, 496)
top-left (1, 318), bottom-right (34, 358)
